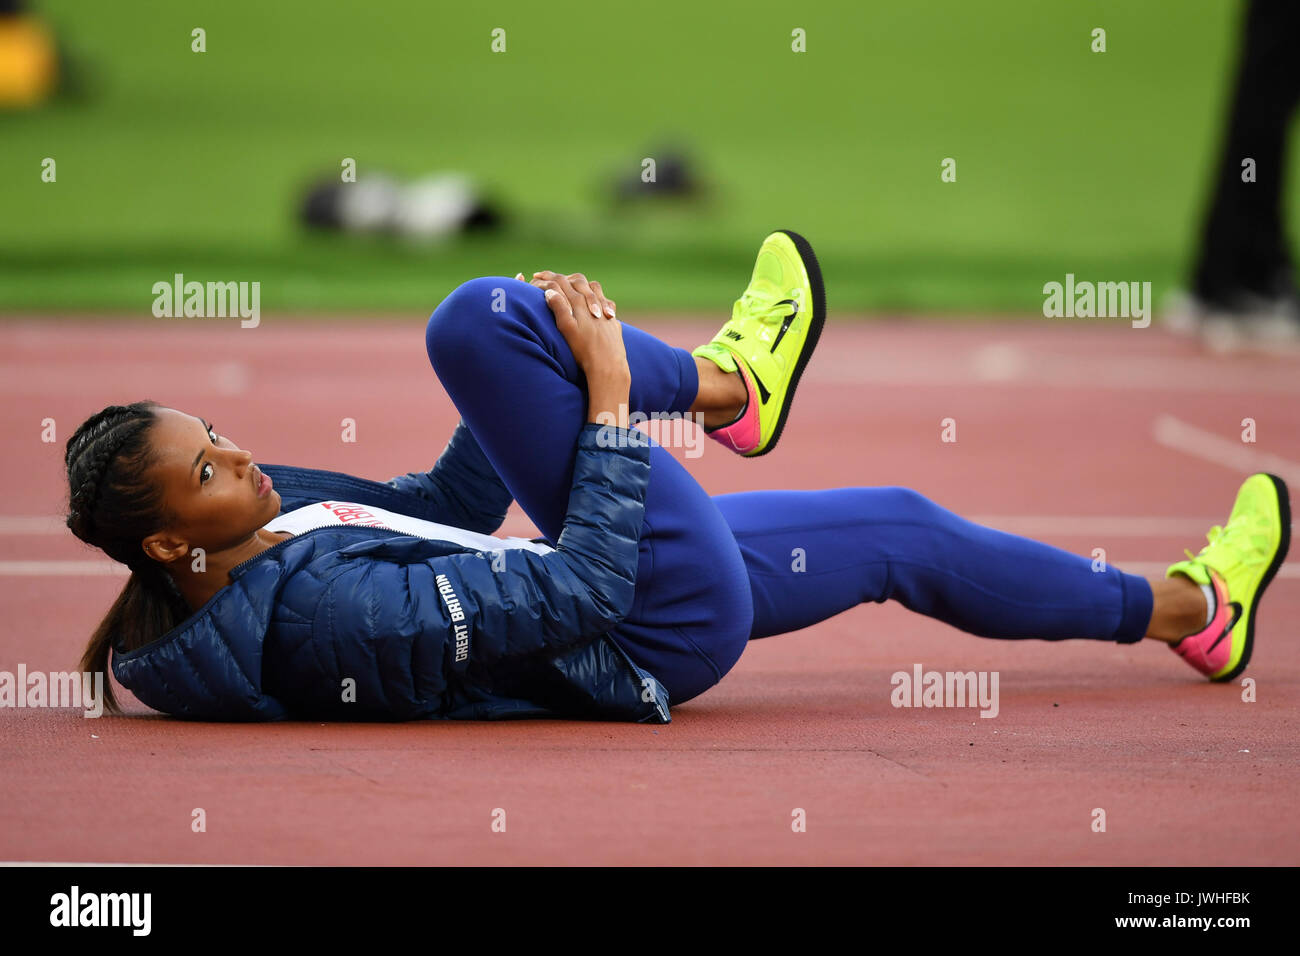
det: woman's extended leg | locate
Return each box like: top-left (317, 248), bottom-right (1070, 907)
top-left (425, 276), bottom-right (753, 703)
top-left (712, 486), bottom-right (1162, 644)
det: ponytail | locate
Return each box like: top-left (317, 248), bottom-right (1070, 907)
top-left (65, 402), bottom-right (189, 714)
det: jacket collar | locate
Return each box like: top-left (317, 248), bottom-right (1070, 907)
top-left (261, 464), bottom-right (448, 521)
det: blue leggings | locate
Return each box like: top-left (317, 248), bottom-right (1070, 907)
top-left (426, 278), bottom-right (1155, 705)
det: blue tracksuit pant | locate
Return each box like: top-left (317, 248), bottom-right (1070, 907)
top-left (426, 278), bottom-right (1154, 705)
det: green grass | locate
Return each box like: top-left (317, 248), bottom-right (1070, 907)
top-left (2, 0), bottom-right (1294, 313)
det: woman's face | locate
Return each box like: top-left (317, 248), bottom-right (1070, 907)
top-left (144, 407), bottom-right (282, 555)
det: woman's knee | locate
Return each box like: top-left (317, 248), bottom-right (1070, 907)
top-left (425, 276), bottom-right (522, 372)
top-left (870, 486), bottom-right (948, 524)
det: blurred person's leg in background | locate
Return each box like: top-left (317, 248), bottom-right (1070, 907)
top-left (1181, 0), bottom-right (1300, 351)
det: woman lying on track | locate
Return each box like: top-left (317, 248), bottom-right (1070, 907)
top-left (64, 231), bottom-right (1291, 721)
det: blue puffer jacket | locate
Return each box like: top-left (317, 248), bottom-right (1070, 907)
top-left (110, 422), bottom-right (672, 723)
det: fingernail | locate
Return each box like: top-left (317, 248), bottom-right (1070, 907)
top-left (604, 304), bottom-right (615, 317)
top-left (515, 273), bottom-right (525, 281)
top-left (589, 302), bottom-right (602, 319)
top-left (544, 289), bottom-right (557, 300)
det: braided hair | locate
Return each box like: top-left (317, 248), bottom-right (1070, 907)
top-left (65, 401), bottom-right (189, 713)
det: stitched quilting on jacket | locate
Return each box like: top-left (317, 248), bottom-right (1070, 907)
top-left (110, 422), bottom-right (672, 723)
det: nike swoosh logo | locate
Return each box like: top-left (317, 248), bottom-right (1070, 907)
top-left (1207, 602), bottom-right (1244, 653)
top-left (769, 300), bottom-right (799, 353)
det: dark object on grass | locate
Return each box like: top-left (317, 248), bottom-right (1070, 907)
top-left (610, 147), bottom-right (708, 203)
top-left (299, 172), bottom-right (503, 240)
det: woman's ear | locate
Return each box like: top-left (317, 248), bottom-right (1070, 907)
top-left (141, 531), bottom-right (190, 565)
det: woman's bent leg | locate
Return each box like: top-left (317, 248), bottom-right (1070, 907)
top-left (427, 277), bottom-right (699, 539)
top-left (426, 277), bottom-right (752, 703)
top-left (713, 486), bottom-right (1154, 643)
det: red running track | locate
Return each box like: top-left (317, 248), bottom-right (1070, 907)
top-left (0, 316), bottom-right (1297, 865)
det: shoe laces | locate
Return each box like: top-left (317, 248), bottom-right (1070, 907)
top-left (1183, 518), bottom-right (1265, 575)
top-left (1183, 524), bottom-right (1222, 562)
top-left (732, 289), bottom-right (796, 325)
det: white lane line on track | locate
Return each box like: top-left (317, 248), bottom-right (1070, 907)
top-left (1153, 415), bottom-right (1300, 487)
top-left (0, 561), bottom-right (128, 576)
top-left (0, 561), bottom-right (1294, 579)
top-left (1116, 561), bottom-right (1298, 579)
top-left (0, 861), bottom-right (245, 867)
top-left (969, 516), bottom-right (1222, 536)
top-left (0, 556), bottom-right (1294, 580)
top-left (2, 511), bottom-right (1294, 580)
top-left (0, 515), bottom-right (1234, 537)
top-left (0, 516), bottom-right (545, 536)
top-left (809, 353), bottom-right (1300, 394)
top-left (0, 516), bottom-right (66, 534)
top-left (970, 342), bottom-right (1028, 381)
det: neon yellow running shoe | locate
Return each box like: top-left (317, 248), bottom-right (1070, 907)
top-left (1165, 473), bottom-right (1291, 681)
top-left (692, 229), bottom-right (826, 457)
